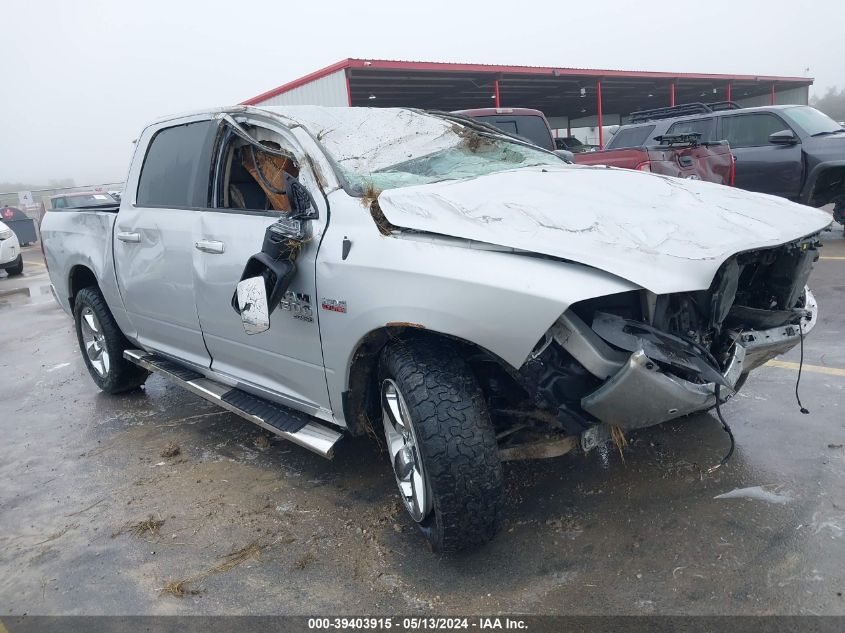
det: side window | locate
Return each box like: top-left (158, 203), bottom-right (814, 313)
top-left (216, 125), bottom-right (300, 214)
top-left (53, 197), bottom-right (66, 209)
top-left (136, 120), bottom-right (217, 208)
top-left (667, 118), bottom-right (713, 141)
top-left (606, 125), bottom-right (656, 149)
top-left (720, 114), bottom-right (791, 148)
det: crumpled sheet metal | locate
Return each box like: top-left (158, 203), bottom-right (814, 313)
top-left (376, 165), bottom-right (831, 294)
top-left (581, 345), bottom-right (745, 430)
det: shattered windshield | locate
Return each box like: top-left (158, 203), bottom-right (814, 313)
top-left (276, 107), bottom-right (562, 195)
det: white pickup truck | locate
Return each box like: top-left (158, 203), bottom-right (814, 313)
top-left (41, 105), bottom-right (829, 552)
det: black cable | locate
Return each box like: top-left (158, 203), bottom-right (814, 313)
top-left (707, 383), bottom-right (735, 474)
top-left (795, 324), bottom-right (810, 414)
top-left (676, 337), bottom-right (735, 473)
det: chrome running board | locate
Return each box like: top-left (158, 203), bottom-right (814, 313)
top-left (124, 349), bottom-right (343, 459)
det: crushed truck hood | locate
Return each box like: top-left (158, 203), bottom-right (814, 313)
top-left (377, 165), bottom-right (831, 294)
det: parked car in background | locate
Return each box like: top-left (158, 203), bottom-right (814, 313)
top-left (454, 107), bottom-right (558, 151)
top-left (0, 219), bottom-right (23, 276)
top-left (608, 102), bottom-right (845, 224)
top-left (1, 205), bottom-right (38, 245)
top-left (573, 132), bottom-right (734, 185)
top-left (49, 191), bottom-right (118, 210)
top-left (41, 105), bottom-right (829, 552)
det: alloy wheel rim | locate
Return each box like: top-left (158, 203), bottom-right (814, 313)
top-left (80, 307), bottom-right (109, 378)
top-left (381, 379), bottom-right (432, 522)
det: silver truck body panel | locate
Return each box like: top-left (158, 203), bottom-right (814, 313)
top-left (315, 190), bottom-right (641, 425)
top-left (40, 210), bottom-right (137, 341)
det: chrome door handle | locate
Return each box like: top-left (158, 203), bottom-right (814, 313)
top-left (116, 231), bottom-right (141, 243)
top-left (195, 240), bottom-right (225, 254)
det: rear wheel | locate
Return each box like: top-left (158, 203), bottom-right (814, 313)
top-left (5, 255), bottom-right (23, 276)
top-left (378, 338), bottom-right (504, 552)
top-left (73, 287), bottom-right (149, 394)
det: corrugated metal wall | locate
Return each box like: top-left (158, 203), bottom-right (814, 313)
top-left (735, 86), bottom-right (809, 108)
top-left (254, 70), bottom-right (348, 107)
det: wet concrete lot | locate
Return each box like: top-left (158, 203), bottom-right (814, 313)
top-left (1, 232), bottom-right (844, 616)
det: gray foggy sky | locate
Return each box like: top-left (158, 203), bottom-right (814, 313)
top-left (3, 0), bottom-right (842, 186)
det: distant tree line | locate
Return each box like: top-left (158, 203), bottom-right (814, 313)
top-left (810, 86), bottom-right (845, 122)
top-left (0, 178), bottom-right (76, 194)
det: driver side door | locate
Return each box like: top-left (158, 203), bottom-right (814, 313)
top-left (719, 113), bottom-right (804, 199)
top-left (192, 117), bottom-right (332, 418)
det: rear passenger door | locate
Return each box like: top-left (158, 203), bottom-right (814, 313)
top-left (718, 113), bottom-right (803, 199)
top-left (113, 116), bottom-right (217, 368)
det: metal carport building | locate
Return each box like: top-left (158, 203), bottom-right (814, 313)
top-left (242, 58), bottom-right (813, 148)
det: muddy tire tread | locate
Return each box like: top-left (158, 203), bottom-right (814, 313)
top-left (379, 338), bottom-right (504, 552)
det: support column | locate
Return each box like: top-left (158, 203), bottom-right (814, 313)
top-left (726, 82), bottom-right (732, 103)
top-left (770, 83), bottom-right (776, 105)
top-left (670, 82), bottom-right (676, 106)
top-left (494, 78), bottom-right (501, 108)
top-left (344, 68), bottom-right (353, 106)
top-left (596, 80), bottom-right (604, 149)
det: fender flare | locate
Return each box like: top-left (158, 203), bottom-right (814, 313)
top-left (800, 159), bottom-right (845, 205)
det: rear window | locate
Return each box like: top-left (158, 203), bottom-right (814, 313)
top-left (72, 194), bottom-right (114, 207)
top-left (606, 125), bottom-right (656, 149)
top-left (667, 118), bottom-right (714, 141)
top-left (471, 115), bottom-right (554, 151)
top-left (136, 120), bottom-right (216, 208)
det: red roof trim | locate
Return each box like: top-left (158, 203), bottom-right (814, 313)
top-left (242, 58), bottom-right (813, 105)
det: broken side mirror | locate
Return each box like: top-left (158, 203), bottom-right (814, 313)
top-left (236, 276), bottom-right (271, 335)
top-left (284, 173), bottom-right (318, 219)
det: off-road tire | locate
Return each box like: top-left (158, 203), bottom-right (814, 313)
top-left (73, 286), bottom-right (149, 394)
top-left (378, 338), bottom-right (505, 552)
top-left (5, 255), bottom-right (23, 276)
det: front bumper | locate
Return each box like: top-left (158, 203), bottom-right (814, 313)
top-left (0, 236), bottom-right (20, 266)
top-left (579, 289), bottom-right (817, 436)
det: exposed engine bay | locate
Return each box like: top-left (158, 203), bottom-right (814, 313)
top-left (481, 234), bottom-right (820, 453)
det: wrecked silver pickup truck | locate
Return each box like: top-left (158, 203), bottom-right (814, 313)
top-left (41, 106), bottom-right (829, 552)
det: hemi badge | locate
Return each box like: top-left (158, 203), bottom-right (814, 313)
top-left (321, 298), bottom-right (347, 314)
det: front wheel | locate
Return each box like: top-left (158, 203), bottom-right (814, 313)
top-left (4, 255), bottom-right (23, 276)
top-left (378, 338), bottom-right (504, 552)
top-left (73, 287), bottom-right (149, 394)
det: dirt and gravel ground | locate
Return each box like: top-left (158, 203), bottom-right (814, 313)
top-left (1, 229), bottom-right (844, 616)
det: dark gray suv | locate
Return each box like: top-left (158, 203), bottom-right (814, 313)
top-left (607, 103), bottom-right (845, 223)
